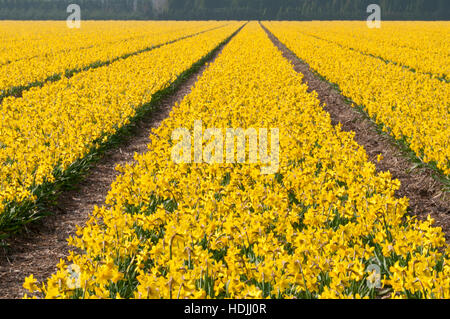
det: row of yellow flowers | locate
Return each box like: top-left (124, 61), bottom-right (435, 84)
top-left (0, 21), bottom-right (201, 65)
top-left (264, 21), bottom-right (450, 176)
top-left (0, 23), bottom-right (241, 219)
top-left (0, 21), bottom-right (227, 96)
top-left (25, 22), bottom-right (449, 299)
top-left (280, 21), bottom-right (450, 80)
top-left (0, 21), bottom-right (224, 64)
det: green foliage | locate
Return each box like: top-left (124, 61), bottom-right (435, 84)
top-left (0, 0), bottom-right (449, 20)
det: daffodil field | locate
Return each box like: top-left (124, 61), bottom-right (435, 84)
top-left (0, 21), bottom-right (229, 99)
top-left (0, 21), bottom-right (242, 234)
top-left (265, 21), bottom-right (449, 80)
top-left (264, 21), bottom-right (450, 176)
top-left (17, 22), bottom-right (450, 299)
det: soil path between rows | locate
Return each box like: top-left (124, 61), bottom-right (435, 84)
top-left (0, 31), bottom-right (240, 299)
top-left (261, 23), bottom-right (450, 240)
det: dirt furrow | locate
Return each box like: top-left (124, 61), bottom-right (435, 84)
top-left (0, 28), bottom-right (242, 299)
top-left (261, 23), bottom-right (450, 240)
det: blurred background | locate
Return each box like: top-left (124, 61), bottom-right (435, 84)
top-left (0, 0), bottom-right (449, 20)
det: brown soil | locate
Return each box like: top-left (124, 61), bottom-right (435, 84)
top-left (0, 35), bottom-right (237, 299)
top-left (261, 23), bottom-right (450, 240)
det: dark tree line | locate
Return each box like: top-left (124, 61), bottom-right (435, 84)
top-left (0, 0), bottom-right (449, 20)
